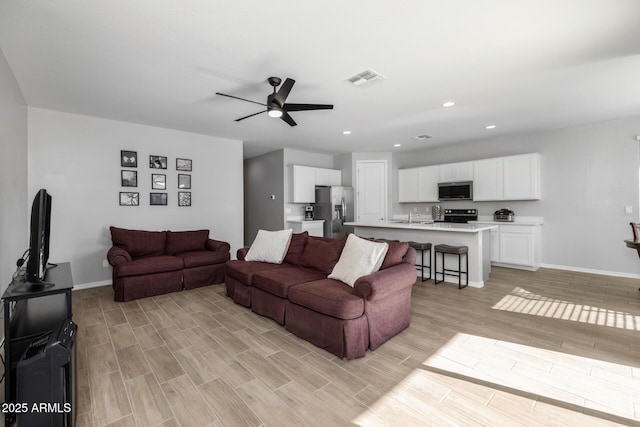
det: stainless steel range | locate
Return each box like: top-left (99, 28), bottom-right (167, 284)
top-left (436, 208), bottom-right (478, 223)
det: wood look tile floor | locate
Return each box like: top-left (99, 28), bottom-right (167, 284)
top-left (73, 267), bottom-right (640, 426)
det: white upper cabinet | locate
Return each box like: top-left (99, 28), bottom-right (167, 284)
top-left (398, 166), bottom-right (439, 203)
top-left (439, 161), bottom-right (473, 182)
top-left (473, 153), bottom-right (540, 201)
top-left (503, 153), bottom-right (540, 200)
top-left (292, 165), bottom-right (342, 203)
top-left (417, 165), bottom-right (439, 202)
top-left (293, 165), bottom-right (316, 203)
top-left (473, 157), bottom-right (504, 201)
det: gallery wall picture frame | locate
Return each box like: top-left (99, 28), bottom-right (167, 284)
top-left (178, 191), bottom-right (191, 207)
top-left (150, 192), bottom-right (168, 206)
top-left (178, 174), bottom-right (191, 189)
top-left (121, 170), bottom-right (138, 187)
top-left (120, 192), bottom-right (139, 206)
top-left (121, 150), bottom-right (137, 167)
top-left (176, 158), bottom-right (192, 171)
top-left (152, 174), bottom-right (166, 190)
top-left (149, 155), bottom-right (168, 169)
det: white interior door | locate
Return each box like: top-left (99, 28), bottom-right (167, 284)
top-left (356, 160), bottom-right (387, 223)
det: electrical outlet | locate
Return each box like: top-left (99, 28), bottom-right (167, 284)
top-left (625, 206), bottom-right (633, 214)
top-left (102, 259), bottom-right (109, 268)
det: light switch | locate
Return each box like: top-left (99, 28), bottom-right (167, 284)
top-left (625, 206), bottom-right (633, 214)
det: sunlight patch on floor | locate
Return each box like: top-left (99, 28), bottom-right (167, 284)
top-left (492, 287), bottom-right (640, 330)
top-left (421, 333), bottom-right (640, 422)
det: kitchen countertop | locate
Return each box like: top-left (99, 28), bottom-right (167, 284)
top-left (286, 219), bottom-right (325, 223)
top-left (344, 221), bottom-right (497, 233)
top-left (470, 216), bottom-right (544, 226)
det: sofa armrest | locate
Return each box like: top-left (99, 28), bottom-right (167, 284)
top-left (206, 238), bottom-right (231, 253)
top-left (107, 246), bottom-right (132, 265)
top-left (236, 247), bottom-right (250, 260)
top-left (353, 263), bottom-right (417, 301)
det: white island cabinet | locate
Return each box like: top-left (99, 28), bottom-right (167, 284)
top-left (345, 221), bottom-right (496, 287)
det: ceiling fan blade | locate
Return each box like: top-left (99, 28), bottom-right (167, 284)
top-left (216, 92), bottom-right (267, 107)
top-left (283, 103), bottom-right (334, 112)
top-left (274, 78), bottom-right (295, 106)
top-left (235, 110), bottom-right (267, 122)
top-left (280, 111), bottom-right (297, 127)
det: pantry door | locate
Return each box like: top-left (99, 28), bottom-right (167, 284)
top-left (356, 160), bottom-right (387, 224)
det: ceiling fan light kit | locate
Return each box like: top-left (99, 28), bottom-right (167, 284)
top-left (216, 77), bottom-right (333, 127)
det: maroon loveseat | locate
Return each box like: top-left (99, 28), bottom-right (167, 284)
top-left (107, 227), bottom-right (230, 302)
top-left (225, 232), bottom-right (417, 359)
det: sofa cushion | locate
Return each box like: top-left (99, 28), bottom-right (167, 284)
top-left (245, 229), bottom-right (293, 264)
top-left (380, 241), bottom-right (410, 270)
top-left (225, 259), bottom-right (287, 285)
top-left (253, 266), bottom-right (326, 298)
top-left (110, 226), bottom-right (167, 258)
top-left (299, 235), bottom-right (347, 275)
top-left (288, 279), bottom-right (365, 320)
top-left (283, 232), bottom-right (308, 266)
top-left (114, 255), bottom-right (184, 278)
top-left (165, 230), bottom-right (209, 255)
top-left (328, 234), bottom-right (388, 287)
top-left (176, 250), bottom-right (230, 268)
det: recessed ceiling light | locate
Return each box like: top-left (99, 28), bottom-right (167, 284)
top-left (442, 101), bottom-right (455, 108)
top-left (394, 144), bottom-right (401, 147)
top-left (342, 130), bottom-right (351, 135)
top-left (485, 125), bottom-right (497, 129)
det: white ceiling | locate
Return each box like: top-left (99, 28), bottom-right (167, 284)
top-left (2, 1), bottom-right (640, 158)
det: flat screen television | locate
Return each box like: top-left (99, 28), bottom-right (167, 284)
top-left (25, 189), bottom-right (52, 283)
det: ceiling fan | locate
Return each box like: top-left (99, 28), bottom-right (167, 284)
top-left (216, 77), bottom-right (333, 127)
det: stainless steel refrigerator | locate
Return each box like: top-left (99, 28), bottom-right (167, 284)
top-left (314, 186), bottom-right (354, 239)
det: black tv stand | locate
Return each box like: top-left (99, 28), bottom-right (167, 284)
top-left (2, 262), bottom-right (74, 427)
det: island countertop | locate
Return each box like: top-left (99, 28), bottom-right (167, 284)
top-left (344, 221), bottom-right (497, 233)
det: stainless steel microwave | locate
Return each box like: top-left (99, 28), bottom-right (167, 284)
top-left (438, 181), bottom-right (473, 200)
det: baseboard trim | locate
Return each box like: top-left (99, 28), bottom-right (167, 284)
top-left (72, 280), bottom-right (111, 291)
top-left (540, 263), bottom-right (640, 280)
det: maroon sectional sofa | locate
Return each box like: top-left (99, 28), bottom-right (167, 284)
top-left (107, 227), bottom-right (230, 301)
top-left (225, 232), bottom-right (417, 359)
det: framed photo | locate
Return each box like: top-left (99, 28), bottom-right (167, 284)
top-left (119, 192), bottom-right (139, 206)
top-left (121, 150), bottom-right (137, 167)
top-left (152, 174), bottom-right (166, 190)
top-left (178, 191), bottom-right (191, 207)
top-left (150, 192), bottom-right (168, 206)
top-left (176, 158), bottom-right (192, 171)
top-left (149, 155), bottom-right (167, 169)
top-left (121, 170), bottom-right (138, 187)
top-left (178, 174), bottom-right (191, 189)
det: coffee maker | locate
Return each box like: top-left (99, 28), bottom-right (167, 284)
top-left (304, 204), bottom-right (314, 220)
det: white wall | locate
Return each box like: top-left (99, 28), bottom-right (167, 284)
top-left (393, 117), bottom-right (640, 277)
top-left (28, 108), bottom-right (244, 286)
top-left (0, 48), bottom-right (28, 294)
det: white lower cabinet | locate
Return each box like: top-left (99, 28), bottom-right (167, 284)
top-left (288, 221), bottom-right (324, 237)
top-left (477, 223), bottom-right (541, 270)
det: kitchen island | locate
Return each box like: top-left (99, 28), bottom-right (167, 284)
top-left (344, 221), bottom-right (497, 287)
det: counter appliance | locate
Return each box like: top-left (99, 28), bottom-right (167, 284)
top-left (494, 208), bottom-right (515, 222)
top-left (304, 204), bottom-right (314, 220)
top-left (314, 186), bottom-right (354, 239)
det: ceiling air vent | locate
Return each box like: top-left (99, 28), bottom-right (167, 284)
top-left (347, 68), bottom-right (387, 87)
top-left (412, 134), bottom-right (434, 141)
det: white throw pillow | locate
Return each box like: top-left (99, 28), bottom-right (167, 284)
top-left (328, 234), bottom-right (389, 287)
top-left (245, 229), bottom-right (293, 264)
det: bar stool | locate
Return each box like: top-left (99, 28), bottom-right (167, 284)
top-left (434, 244), bottom-right (468, 289)
top-left (407, 241), bottom-right (432, 282)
